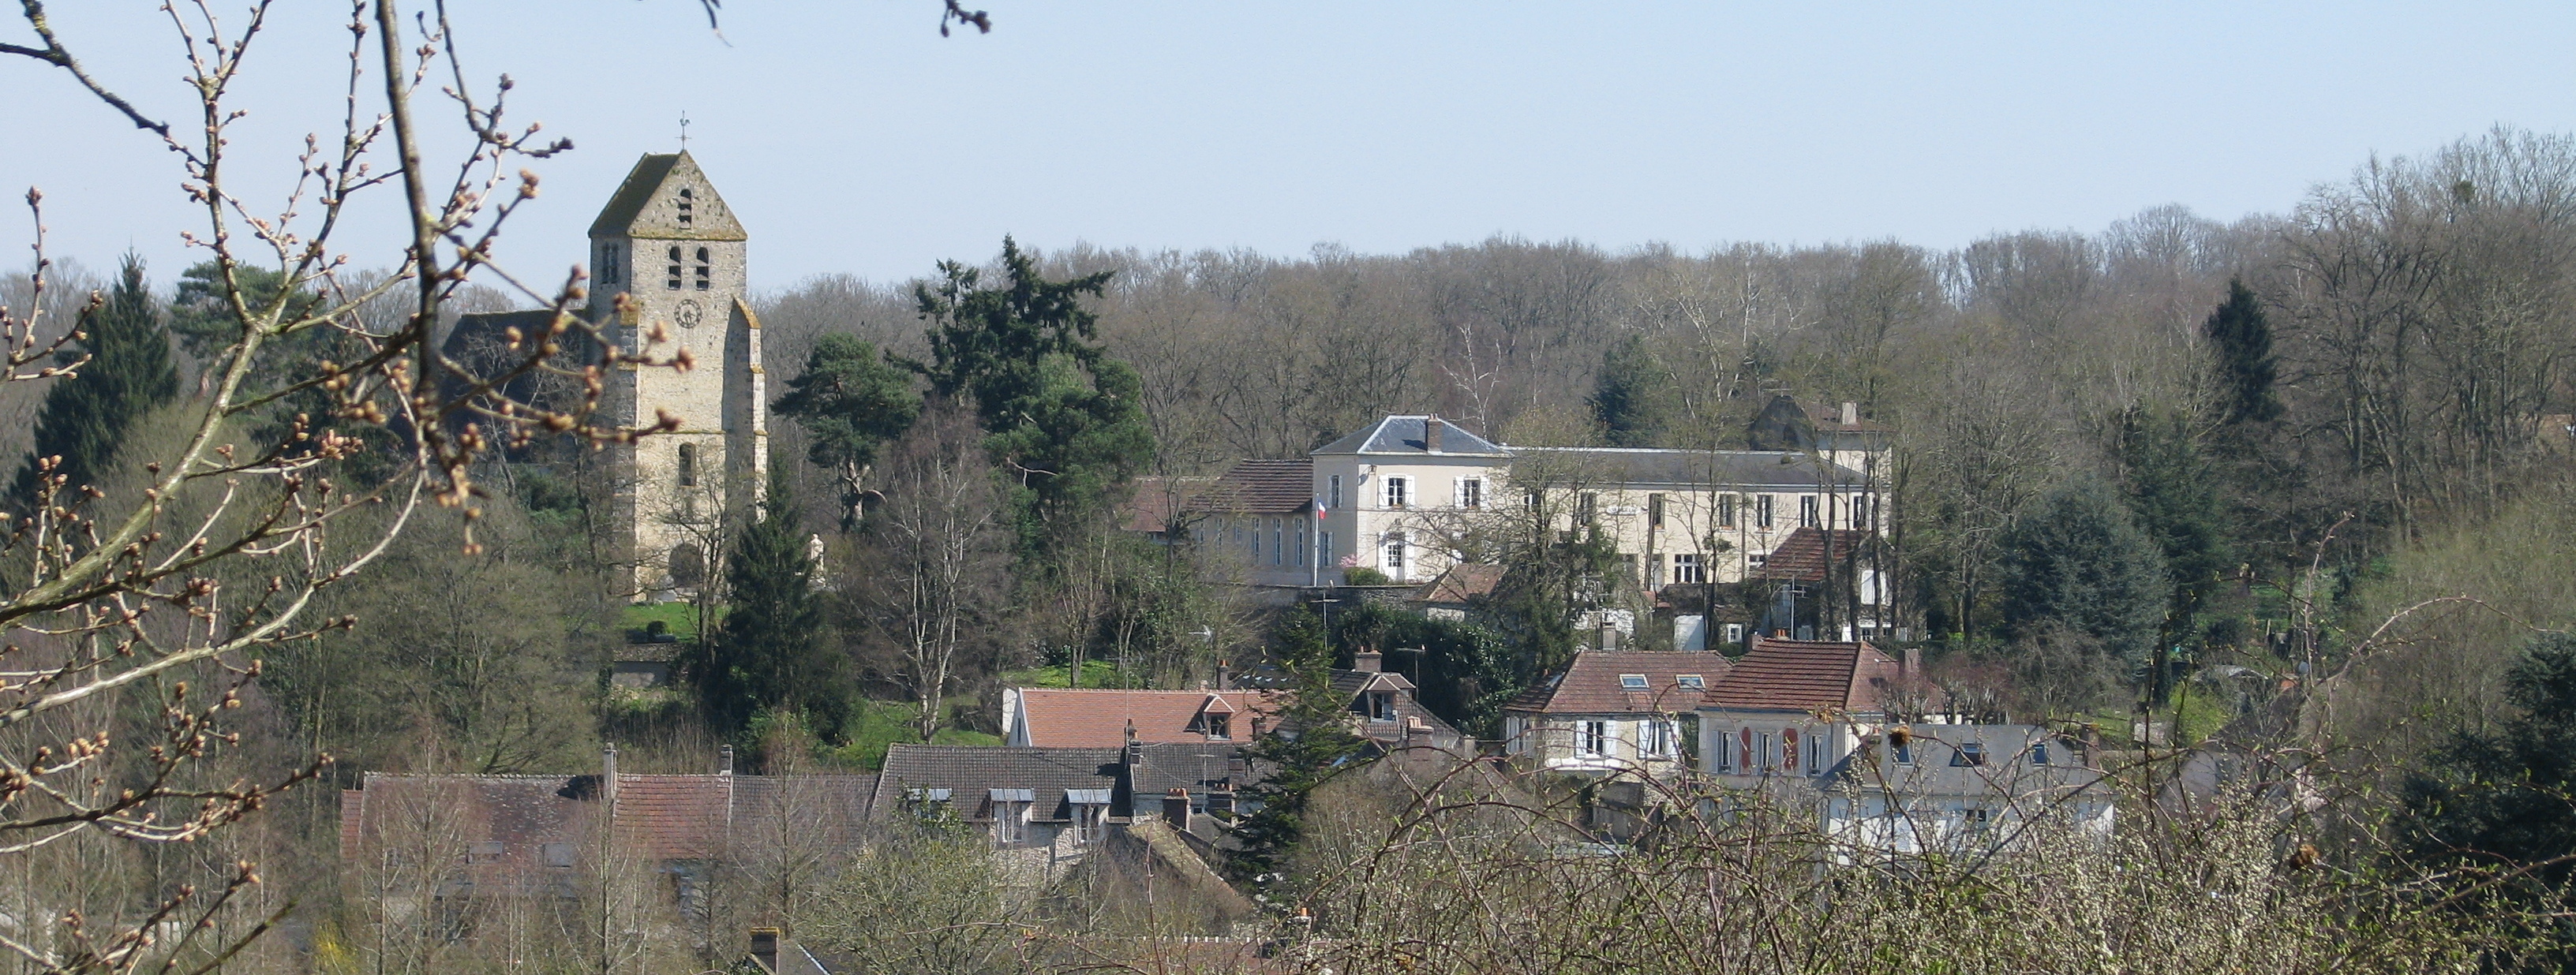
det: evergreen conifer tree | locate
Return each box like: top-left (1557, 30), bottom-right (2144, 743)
top-left (1995, 474), bottom-right (2166, 667)
top-left (775, 333), bottom-right (923, 529)
top-left (903, 238), bottom-right (1154, 558)
top-left (1588, 334), bottom-right (1670, 447)
top-left (681, 463), bottom-right (848, 741)
top-left (1229, 609), bottom-right (1371, 891)
top-left (2405, 632), bottom-right (2576, 948)
top-left (2118, 405), bottom-right (2233, 703)
top-left (13, 253), bottom-right (182, 506)
top-left (2203, 278), bottom-right (2282, 426)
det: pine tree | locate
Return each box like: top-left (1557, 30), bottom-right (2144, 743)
top-left (1588, 334), bottom-right (1670, 447)
top-left (1228, 609), bottom-right (1371, 891)
top-left (903, 237), bottom-right (1155, 558)
top-left (2118, 405), bottom-right (2233, 704)
top-left (13, 253), bottom-right (182, 506)
top-left (1995, 473), bottom-right (2166, 667)
top-left (680, 464), bottom-right (848, 740)
top-left (2405, 632), bottom-right (2576, 950)
top-left (2204, 278), bottom-right (2282, 426)
top-left (775, 333), bottom-right (923, 529)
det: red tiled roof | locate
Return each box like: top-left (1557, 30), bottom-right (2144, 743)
top-left (1414, 563), bottom-right (1504, 604)
top-left (1505, 650), bottom-right (1732, 715)
top-left (1198, 459), bottom-right (1314, 514)
top-left (1013, 689), bottom-right (1285, 748)
top-left (1704, 636), bottom-right (1903, 714)
top-left (1753, 527), bottom-right (1877, 583)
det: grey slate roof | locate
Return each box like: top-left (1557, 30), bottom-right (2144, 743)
top-left (1506, 446), bottom-right (1866, 489)
top-left (1312, 416), bottom-right (1507, 457)
top-left (586, 151), bottom-right (747, 241)
top-left (1125, 742), bottom-right (1249, 800)
top-left (869, 745), bottom-right (1121, 824)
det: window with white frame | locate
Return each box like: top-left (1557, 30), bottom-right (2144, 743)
top-left (1806, 731), bottom-right (1826, 775)
top-left (1381, 532), bottom-right (1406, 573)
top-left (1456, 476), bottom-right (1484, 509)
top-left (1619, 673), bottom-right (1649, 691)
top-left (1799, 495), bottom-right (1819, 528)
top-left (1320, 530), bottom-right (1333, 564)
top-left (1952, 742), bottom-right (1988, 767)
top-left (989, 790), bottom-right (1033, 845)
top-left (1717, 493), bottom-right (1738, 528)
top-left (1250, 524), bottom-right (1262, 561)
top-left (1672, 553), bottom-right (1705, 584)
top-left (1676, 674), bottom-right (1704, 689)
top-left (1578, 720), bottom-right (1609, 757)
top-left (1272, 518), bottom-right (1285, 566)
top-left (1713, 727), bottom-right (1735, 771)
top-left (1296, 525), bottom-right (1309, 566)
top-left (1757, 495), bottom-right (1775, 529)
top-left (1383, 476), bottom-right (1410, 508)
top-left (1646, 720), bottom-right (1677, 758)
top-left (1328, 474), bottom-right (1343, 510)
top-left (1756, 732), bottom-right (1777, 772)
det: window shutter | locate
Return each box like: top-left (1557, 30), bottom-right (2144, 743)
top-left (1452, 476), bottom-right (1465, 507)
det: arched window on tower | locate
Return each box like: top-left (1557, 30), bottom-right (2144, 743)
top-left (599, 243), bottom-right (621, 285)
top-left (694, 247), bottom-right (712, 291)
top-left (676, 443), bottom-right (698, 487)
top-left (676, 187), bottom-right (695, 226)
top-left (665, 246), bottom-right (683, 290)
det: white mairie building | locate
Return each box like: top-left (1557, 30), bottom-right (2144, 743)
top-left (448, 151), bottom-right (768, 600)
top-left (1190, 415), bottom-right (1888, 607)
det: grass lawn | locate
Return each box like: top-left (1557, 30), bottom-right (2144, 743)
top-left (1000, 659), bottom-right (1127, 689)
top-left (619, 602), bottom-right (722, 641)
top-left (829, 698), bottom-right (1002, 770)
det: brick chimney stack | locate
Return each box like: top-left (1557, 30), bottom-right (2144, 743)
top-left (718, 744), bottom-right (734, 775)
top-left (1163, 788), bottom-right (1193, 830)
top-left (1425, 415), bottom-right (1443, 454)
top-left (1354, 649), bottom-right (1383, 673)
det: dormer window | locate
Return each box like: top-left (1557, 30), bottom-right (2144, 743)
top-left (1366, 691), bottom-right (1396, 721)
top-left (665, 245), bottom-right (683, 290)
top-left (1676, 674), bottom-right (1705, 689)
top-left (1952, 742), bottom-right (1988, 767)
top-left (676, 187), bottom-right (695, 225)
top-left (694, 247), bottom-right (712, 290)
top-left (2031, 740), bottom-right (2051, 766)
top-left (1618, 674), bottom-right (1649, 691)
top-left (1207, 713), bottom-right (1230, 740)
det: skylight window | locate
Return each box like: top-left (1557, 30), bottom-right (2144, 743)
top-left (1619, 674), bottom-right (1649, 690)
top-left (1676, 674), bottom-right (1705, 689)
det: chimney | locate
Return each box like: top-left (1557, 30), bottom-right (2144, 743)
top-left (1775, 629), bottom-right (1789, 639)
top-left (601, 743), bottom-right (620, 810)
top-left (1425, 416), bottom-right (1443, 454)
top-left (1840, 401), bottom-right (1859, 426)
top-left (1215, 660), bottom-right (1232, 692)
top-left (1124, 719), bottom-right (1142, 767)
top-left (749, 928), bottom-right (780, 973)
top-left (1163, 788), bottom-right (1193, 830)
top-left (718, 744), bottom-right (735, 776)
top-left (1354, 649), bottom-right (1383, 674)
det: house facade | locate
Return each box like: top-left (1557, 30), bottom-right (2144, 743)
top-left (1500, 650), bottom-right (1732, 779)
top-left (1695, 636), bottom-right (1916, 788)
top-left (1175, 411), bottom-right (1889, 603)
top-left (1817, 723), bottom-right (2115, 858)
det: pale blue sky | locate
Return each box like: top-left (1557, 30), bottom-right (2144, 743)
top-left (6, 2), bottom-right (2573, 291)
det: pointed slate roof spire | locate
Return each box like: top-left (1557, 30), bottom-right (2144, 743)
top-left (587, 151), bottom-right (747, 241)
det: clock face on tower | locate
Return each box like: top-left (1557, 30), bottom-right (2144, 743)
top-left (676, 298), bottom-right (704, 329)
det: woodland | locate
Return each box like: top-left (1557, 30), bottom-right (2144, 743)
top-left (0, 2), bottom-right (2574, 973)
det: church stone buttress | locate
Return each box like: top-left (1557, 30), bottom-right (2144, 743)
top-left (585, 151), bottom-right (767, 600)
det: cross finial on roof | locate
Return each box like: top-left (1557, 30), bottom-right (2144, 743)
top-left (678, 111), bottom-right (691, 149)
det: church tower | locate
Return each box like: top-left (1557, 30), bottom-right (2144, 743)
top-left (585, 151), bottom-right (766, 600)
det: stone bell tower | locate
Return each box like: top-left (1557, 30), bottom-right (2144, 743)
top-left (585, 151), bottom-right (766, 600)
